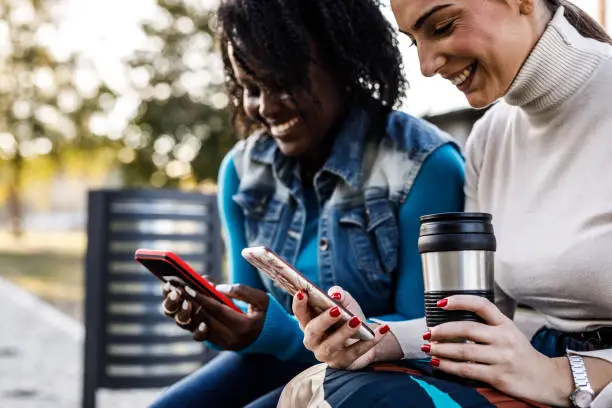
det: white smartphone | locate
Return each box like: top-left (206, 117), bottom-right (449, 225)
top-left (241, 246), bottom-right (375, 341)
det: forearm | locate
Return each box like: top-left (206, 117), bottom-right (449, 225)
top-left (548, 356), bottom-right (612, 407)
top-left (372, 317), bottom-right (428, 360)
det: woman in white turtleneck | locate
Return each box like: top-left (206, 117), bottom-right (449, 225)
top-left (279, 1), bottom-right (612, 407)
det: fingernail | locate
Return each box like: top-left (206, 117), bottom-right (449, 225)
top-left (164, 281), bottom-right (171, 291)
top-left (169, 291), bottom-right (178, 301)
top-left (330, 307), bottom-right (341, 318)
top-left (348, 316), bottom-right (361, 328)
top-left (216, 284), bottom-right (232, 293)
top-left (184, 286), bottom-right (196, 298)
top-left (198, 322), bottom-right (207, 332)
top-left (182, 300), bottom-right (189, 310)
top-left (437, 298), bottom-right (448, 308)
top-left (422, 331), bottom-right (432, 340)
top-left (330, 292), bottom-right (341, 301)
top-left (297, 290), bottom-right (304, 301)
top-left (379, 324), bottom-right (390, 335)
top-left (430, 358), bottom-right (440, 367)
top-left (421, 344), bottom-right (431, 353)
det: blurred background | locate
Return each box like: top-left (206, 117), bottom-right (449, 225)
top-left (0, 0), bottom-right (608, 406)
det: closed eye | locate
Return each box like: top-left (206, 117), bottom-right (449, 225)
top-left (433, 19), bottom-right (456, 36)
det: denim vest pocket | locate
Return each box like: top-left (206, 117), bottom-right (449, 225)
top-left (232, 190), bottom-right (284, 246)
top-left (338, 201), bottom-right (398, 288)
top-left (364, 198), bottom-right (399, 274)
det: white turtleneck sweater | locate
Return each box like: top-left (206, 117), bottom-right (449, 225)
top-left (465, 7), bottom-right (612, 406)
top-left (385, 7), bottom-right (612, 406)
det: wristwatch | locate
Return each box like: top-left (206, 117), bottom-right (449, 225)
top-left (568, 354), bottom-right (595, 408)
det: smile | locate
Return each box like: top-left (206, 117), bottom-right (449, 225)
top-left (448, 63), bottom-right (477, 88)
top-left (270, 118), bottom-right (299, 136)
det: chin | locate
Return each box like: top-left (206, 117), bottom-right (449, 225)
top-left (466, 92), bottom-right (497, 109)
top-left (465, 84), bottom-right (504, 109)
top-left (276, 141), bottom-right (307, 158)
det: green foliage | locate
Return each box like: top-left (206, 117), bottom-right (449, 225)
top-left (0, 0), bottom-right (118, 235)
top-left (122, 0), bottom-right (236, 187)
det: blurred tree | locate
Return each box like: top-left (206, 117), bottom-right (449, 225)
top-left (123, 0), bottom-right (235, 188)
top-left (0, 0), bottom-right (117, 237)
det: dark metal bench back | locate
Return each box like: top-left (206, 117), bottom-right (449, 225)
top-left (82, 189), bottom-right (222, 407)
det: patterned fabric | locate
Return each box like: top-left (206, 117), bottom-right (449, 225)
top-left (279, 326), bottom-right (610, 407)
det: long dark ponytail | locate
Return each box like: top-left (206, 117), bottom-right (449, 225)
top-left (545, 0), bottom-right (612, 44)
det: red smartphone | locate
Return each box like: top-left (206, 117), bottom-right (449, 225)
top-left (134, 249), bottom-right (243, 314)
top-left (241, 246), bottom-right (375, 341)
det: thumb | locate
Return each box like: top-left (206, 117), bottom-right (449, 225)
top-left (216, 284), bottom-right (269, 310)
top-left (327, 286), bottom-right (366, 321)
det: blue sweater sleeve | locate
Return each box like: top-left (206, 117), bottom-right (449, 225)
top-left (216, 152), bottom-right (315, 361)
top-left (218, 152), bottom-right (266, 290)
top-left (373, 143), bottom-right (465, 322)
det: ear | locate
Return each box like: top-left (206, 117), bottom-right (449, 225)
top-left (517, 0), bottom-right (536, 15)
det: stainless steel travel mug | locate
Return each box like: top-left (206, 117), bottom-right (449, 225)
top-left (418, 212), bottom-right (496, 328)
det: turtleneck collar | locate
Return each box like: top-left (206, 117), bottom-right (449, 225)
top-left (504, 6), bottom-right (609, 119)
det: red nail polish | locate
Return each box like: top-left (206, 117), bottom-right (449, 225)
top-left (331, 292), bottom-right (342, 301)
top-left (437, 298), bottom-right (448, 308)
top-left (379, 325), bottom-right (390, 335)
top-left (297, 291), bottom-right (304, 301)
top-left (348, 316), bottom-right (361, 328)
top-left (330, 307), bottom-right (341, 318)
top-left (430, 358), bottom-right (440, 367)
top-left (421, 344), bottom-right (431, 353)
top-left (422, 331), bottom-right (432, 340)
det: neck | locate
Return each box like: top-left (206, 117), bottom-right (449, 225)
top-left (519, 2), bottom-right (554, 69)
top-left (299, 104), bottom-right (350, 184)
top-left (533, 2), bottom-right (554, 39)
top-left (299, 142), bottom-right (332, 185)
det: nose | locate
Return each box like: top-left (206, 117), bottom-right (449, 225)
top-left (258, 90), bottom-right (282, 119)
top-left (418, 44), bottom-right (446, 78)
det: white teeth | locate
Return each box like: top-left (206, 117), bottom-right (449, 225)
top-left (450, 65), bottom-right (475, 86)
top-left (271, 117), bottom-right (299, 135)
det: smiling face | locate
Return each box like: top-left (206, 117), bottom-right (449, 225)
top-left (228, 44), bottom-right (347, 158)
top-left (391, 0), bottom-right (546, 107)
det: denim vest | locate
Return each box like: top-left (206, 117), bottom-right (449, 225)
top-left (231, 106), bottom-right (456, 316)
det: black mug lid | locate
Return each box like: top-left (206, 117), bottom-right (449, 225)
top-left (418, 212), bottom-right (496, 253)
top-left (419, 212), bottom-right (494, 236)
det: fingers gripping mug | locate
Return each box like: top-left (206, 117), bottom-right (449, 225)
top-left (418, 212), bottom-right (496, 329)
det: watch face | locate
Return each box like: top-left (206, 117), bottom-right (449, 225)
top-left (574, 389), bottom-right (594, 408)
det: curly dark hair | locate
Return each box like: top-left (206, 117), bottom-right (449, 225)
top-left (216, 0), bottom-right (406, 136)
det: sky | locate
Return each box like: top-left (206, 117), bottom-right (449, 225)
top-left (56, 0), bottom-right (609, 118)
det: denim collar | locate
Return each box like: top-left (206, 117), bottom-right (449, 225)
top-left (248, 105), bottom-right (372, 190)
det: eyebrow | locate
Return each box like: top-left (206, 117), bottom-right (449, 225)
top-left (413, 4), bottom-right (452, 31)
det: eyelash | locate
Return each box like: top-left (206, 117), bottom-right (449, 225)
top-left (433, 19), bottom-right (456, 36)
top-left (402, 18), bottom-right (456, 48)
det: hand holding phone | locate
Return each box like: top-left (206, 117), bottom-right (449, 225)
top-left (135, 249), bottom-right (272, 350)
top-left (135, 249), bottom-right (243, 314)
top-left (241, 246), bottom-right (375, 341)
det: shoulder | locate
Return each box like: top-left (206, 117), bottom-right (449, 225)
top-left (227, 129), bottom-right (271, 179)
top-left (361, 110), bottom-right (462, 202)
top-left (382, 110), bottom-right (455, 155)
top-left (423, 143), bottom-right (464, 176)
top-left (465, 101), bottom-right (518, 164)
top-left (582, 56), bottom-right (612, 107)
top-left (219, 148), bottom-right (238, 183)
top-left (229, 130), bottom-right (267, 159)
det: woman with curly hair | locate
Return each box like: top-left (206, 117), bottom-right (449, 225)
top-left (151, 0), bottom-right (464, 407)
